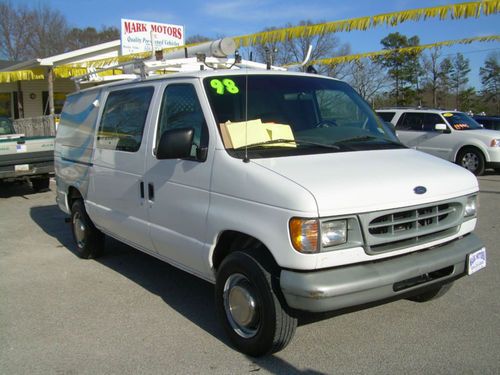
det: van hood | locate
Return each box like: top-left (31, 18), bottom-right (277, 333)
top-left (251, 148), bottom-right (478, 216)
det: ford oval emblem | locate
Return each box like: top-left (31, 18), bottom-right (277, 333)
top-left (414, 186), bottom-right (427, 195)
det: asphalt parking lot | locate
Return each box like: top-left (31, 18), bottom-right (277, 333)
top-left (1, 174), bottom-right (499, 375)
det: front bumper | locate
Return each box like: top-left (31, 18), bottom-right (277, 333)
top-left (280, 233), bottom-right (484, 312)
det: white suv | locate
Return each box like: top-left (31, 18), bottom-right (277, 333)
top-left (377, 108), bottom-right (500, 175)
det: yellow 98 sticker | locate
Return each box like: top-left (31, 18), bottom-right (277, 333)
top-left (442, 113), bottom-right (453, 117)
top-left (210, 79), bottom-right (240, 95)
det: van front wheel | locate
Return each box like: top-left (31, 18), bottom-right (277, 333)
top-left (215, 251), bottom-right (297, 356)
top-left (71, 200), bottom-right (104, 259)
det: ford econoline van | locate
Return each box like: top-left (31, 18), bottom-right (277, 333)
top-left (55, 59), bottom-right (486, 356)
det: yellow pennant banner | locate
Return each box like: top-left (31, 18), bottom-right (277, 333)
top-left (0, 69), bottom-right (45, 83)
top-left (233, 1), bottom-right (500, 47)
top-left (55, 0), bottom-right (500, 71)
top-left (307, 35), bottom-right (500, 66)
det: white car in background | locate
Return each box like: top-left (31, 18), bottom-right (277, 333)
top-left (377, 108), bottom-right (500, 175)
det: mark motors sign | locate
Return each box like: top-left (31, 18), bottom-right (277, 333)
top-left (121, 19), bottom-right (184, 55)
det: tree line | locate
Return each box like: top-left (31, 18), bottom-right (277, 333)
top-left (0, 1), bottom-right (119, 60)
top-left (368, 32), bottom-right (499, 115)
top-left (243, 28), bottom-right (498, 115)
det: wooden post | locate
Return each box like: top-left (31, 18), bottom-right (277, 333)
top-left (47, 67), bottom-right (55, 116)
top-left (16, 81), bottom-right (24, 118)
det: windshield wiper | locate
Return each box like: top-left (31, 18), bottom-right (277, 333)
top-left (237, 138), bottom-right (341, 150)
top-left (332, 135), bottom-right (402, 146)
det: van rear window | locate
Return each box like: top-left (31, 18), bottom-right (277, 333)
top-left (97, 87), bottom-right (154, 152)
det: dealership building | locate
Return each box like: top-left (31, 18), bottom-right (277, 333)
top-left (0, 19), bottom-right (184, 133)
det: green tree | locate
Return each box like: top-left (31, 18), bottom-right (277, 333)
top-left (436, 57), bottom-right (453, 108)
top-left (448, 53), bottom-right (471, 110)
top-left (375, 32), bottom-right (421, 106)
top-left (185, 34), bottom-right (212, 45)
top-left (479, 52), bottom-right (500, 114)
top-left (66, 26), bottom-right (119, 50)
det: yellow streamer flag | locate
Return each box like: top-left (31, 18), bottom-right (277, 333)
top-left (233, 1), bottom-right (500, 47)
top-left (307, 35), bottom-right (500, 66)
top-left (0, 69), bottom-right (45, 83)
top-left (53, 0), bottom-right (500, 71)
top-left (0, 0), bottom-right (498, 82)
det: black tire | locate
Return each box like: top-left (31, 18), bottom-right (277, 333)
top-left (31, 177), bottom-right (50, 192)
top-left (70, 200), bottom-right (104, 259)
top-left (407, 282), bottom-right (453, 303)
top-left (215, 251), bottom-right (297, 356)
top-left (456, 148), bottom-right (485, 176)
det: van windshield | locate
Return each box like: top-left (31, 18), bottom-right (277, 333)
top-left (203, 74), bottom-right (403, 158)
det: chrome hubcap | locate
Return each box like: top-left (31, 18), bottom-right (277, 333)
top-left (461, 152), bottom-right (479, 171)
top-left (223, 274), bottom-right (260, 338)
top-left (73, 212), bottom-right (86, 249)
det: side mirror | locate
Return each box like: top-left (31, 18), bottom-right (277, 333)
top-left (157, 128), bottom-right (194, 160)
top-left (434, 123), bottom-right (450, 133)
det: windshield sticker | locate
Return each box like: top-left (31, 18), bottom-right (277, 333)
top-left (442, 112), bottom-right (453, 117)
top-left (453, 123), bottom-right (470, 130)
top-left (210, 79), bottom-right (240, 95)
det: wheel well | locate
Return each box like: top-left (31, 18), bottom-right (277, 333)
top-left (67, 187), bottom-right (82, 210)
top-left (456, 145), bottom-right (485, 163)
top-left (212, 231), bottom-right (279, 275)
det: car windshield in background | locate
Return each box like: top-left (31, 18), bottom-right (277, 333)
top-left (203, 75), bottom-right (403, 159)
top-left (442, 112), bottom-right (482, 131)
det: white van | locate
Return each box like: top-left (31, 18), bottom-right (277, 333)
top-left (55, 57), bottom-right (486, 356)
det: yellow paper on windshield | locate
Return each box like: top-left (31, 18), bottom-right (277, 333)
top-left (442, 112), bottom-right (453, 117)
top-left (220, 119), bottom-right (295, 149)
top-left (262, 123), bottom-right (296, 147)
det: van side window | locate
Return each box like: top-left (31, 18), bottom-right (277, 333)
top-left (97, 87), bottom-right (154, 152)
top-left (156, 84), bottom-right (208, 159)
top-left (397, 113), bottom-right (425, 131)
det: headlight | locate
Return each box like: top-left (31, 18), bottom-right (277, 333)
top-left (490, 139), bottom-right (500, 147)
top-left (464, 195), bottom-right (478, 218)
top-left (321, 220), bottom-right (347, 247)
top-left (290, 216), bottom-right (363, 253)
top-left (289, 218), bottom-right (319, 253)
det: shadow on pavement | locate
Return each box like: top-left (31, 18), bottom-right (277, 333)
top-left (0, 181), bottom-right (40, 198)
top-left (30, 204), bottom-right (75, 251)
top-left (29, 204), bottom-right (370, 371)
top-left (30, 204), bottom-right (226, 348)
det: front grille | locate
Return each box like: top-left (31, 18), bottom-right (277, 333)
top-left (369, 204), bottom-right (455, 236)
top-left (360, 199), bottom-right (465, 254)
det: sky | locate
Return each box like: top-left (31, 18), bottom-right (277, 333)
top-left (17, 0), bottom-right (500, 87)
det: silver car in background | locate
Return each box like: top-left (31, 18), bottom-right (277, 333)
top-left (377, 108), bottom-right (500, 175)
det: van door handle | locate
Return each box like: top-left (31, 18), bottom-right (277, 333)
top-left (139, 181), bottom-right (145, 198)
top-left (148, 183), bottom-right (154, 201)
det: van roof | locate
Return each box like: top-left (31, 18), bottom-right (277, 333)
top-left (68, 69), bottom-right (339, 97)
